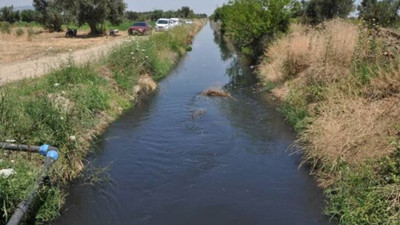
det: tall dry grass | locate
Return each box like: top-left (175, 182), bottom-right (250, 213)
top-left (259, 19), bottom-right (358, 87)
top-left (259, 19), bottom-right (400, 165)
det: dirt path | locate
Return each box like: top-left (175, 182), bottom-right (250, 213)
top-left (0, 37), bottom-right (134, 86)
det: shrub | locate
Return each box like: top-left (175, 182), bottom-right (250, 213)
top-left (0, 22), bottom-right (11, 34)
top-left (213, 0), bottom-right (293, 58)
top-left (15, 28), bottom-right (24, 37)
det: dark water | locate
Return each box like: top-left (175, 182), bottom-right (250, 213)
top-left (55, 23), bottom-right (334, 225)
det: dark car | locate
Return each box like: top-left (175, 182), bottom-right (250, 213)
top-left (128, 22), bottom-right (153, 36)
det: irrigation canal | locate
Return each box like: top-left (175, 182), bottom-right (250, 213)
top-left (54, 23), bottom-right (335, 225)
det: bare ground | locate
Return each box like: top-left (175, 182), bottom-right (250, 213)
top-left (0, 27), bottom-right (138, 85)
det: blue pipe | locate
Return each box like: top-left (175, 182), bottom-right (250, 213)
top-left (0, 143), bottom-right (59, 225)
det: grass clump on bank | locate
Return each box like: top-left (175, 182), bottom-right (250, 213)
top-left (0, 20), bottom-right (205, 224)
top-left (258, 19), bottom-right (400, 224)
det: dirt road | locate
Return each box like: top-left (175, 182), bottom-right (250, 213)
top-left (0, 37), bottom-right (132, 86)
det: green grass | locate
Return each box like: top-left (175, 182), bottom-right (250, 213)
top-left (324, 145), bottom-right (400, 224)
top-left (0, 22), bottom-right (201, 224)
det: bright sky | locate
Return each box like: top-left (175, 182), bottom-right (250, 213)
top-left (0, 0), bottom-right (363, 15)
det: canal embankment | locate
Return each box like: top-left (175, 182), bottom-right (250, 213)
top-left (258, 19), bottom-right (400, 224)
top-left (0, 20), bottom-right (205, 224)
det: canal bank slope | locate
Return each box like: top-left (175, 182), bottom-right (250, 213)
top-left (258, 19), bottom-right (400, 224)
top-left (0, 20), bottom-right (205, 224)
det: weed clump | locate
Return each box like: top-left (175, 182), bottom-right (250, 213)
top-left (15, 28), bottom-right (24, 37)
top-left (0, 22), bottom-right (11, 34)
top-left (202, 87), bottom-right (232, 98)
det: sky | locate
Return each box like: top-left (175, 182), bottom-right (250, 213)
top-left (0, 0), bottom-right (230, 15)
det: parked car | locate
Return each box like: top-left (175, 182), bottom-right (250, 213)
top-left (155, 18), bottom-right (170, 31)
top-left (128, 22), bottom-right (152, 36)
top-left (185, 19), bottom-right (193, 25)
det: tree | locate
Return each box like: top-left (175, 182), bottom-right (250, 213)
top-left (33, 0), bottom-right (64, 31)
top-left (292, 0), bottom-right (307, 18)
top-left (304, 0), bottom-right (354, 24)
top-left (214, 0), bottom-right (293, 57)
top-left (0, 6), bottom-right (21, 23)
top-left (150, 10), bottom-right (163, 21)
top-left (20, 10), bottom-right (40, 23)
top-left (63, 0), bottom-right (126, 34)
top-left (359, 0), bottom-right (400, 27)
top-left (179, 6), bottom-right (194, 18)
top-left (126, 11), bottom-right (138, 21)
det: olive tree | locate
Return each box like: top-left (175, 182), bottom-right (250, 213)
top-left (63, 0), bottom-right (126, 34)
top-left (0, 6), bottom-right (21, 23)
top-left (303, 0), bottom-right (354, 24)
top-left (359, 0), bottom-right (400, 27)
top-left (33, 0), bottom-right (64, 31)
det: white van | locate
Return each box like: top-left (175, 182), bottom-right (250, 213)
top-left (155, 18), bottom-right (170, 31)
top-left (169, 18), bottom-right (182, 28)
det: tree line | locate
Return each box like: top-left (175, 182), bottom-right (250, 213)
top-left (0, 6), bottom-right (41, 24)
top-left (0, 0), bottom-right (206, 34)
top-left (293, 0), bottom-right (400, 27)
top-left (212, 0), bottom-right (400, 59)
top-left (126, 7), bottom-right (207, 22)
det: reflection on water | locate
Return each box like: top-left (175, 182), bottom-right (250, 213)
top-left (55, 22), bottom-right (335, 225)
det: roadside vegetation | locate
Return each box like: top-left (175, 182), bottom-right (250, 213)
top-left (0, 20), bottom-right (205, 224)
top-left (213, 0), bottom-right (400, 224)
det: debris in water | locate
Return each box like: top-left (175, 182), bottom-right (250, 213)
top-left (192, 109), bottom-right (206, 120)
top-left (137, 74), bottom-right (157, 93)
top-left (0, 169), bottom-right (15, 178)
top-left (202, 87), bottom-right (232, 98)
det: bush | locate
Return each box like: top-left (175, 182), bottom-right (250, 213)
top-left (213, 0), bottom-right (292, 58)
top-left (0, 22), bottom-right (11, 34)
top-left (15, 28), bottom-right (24, 36)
